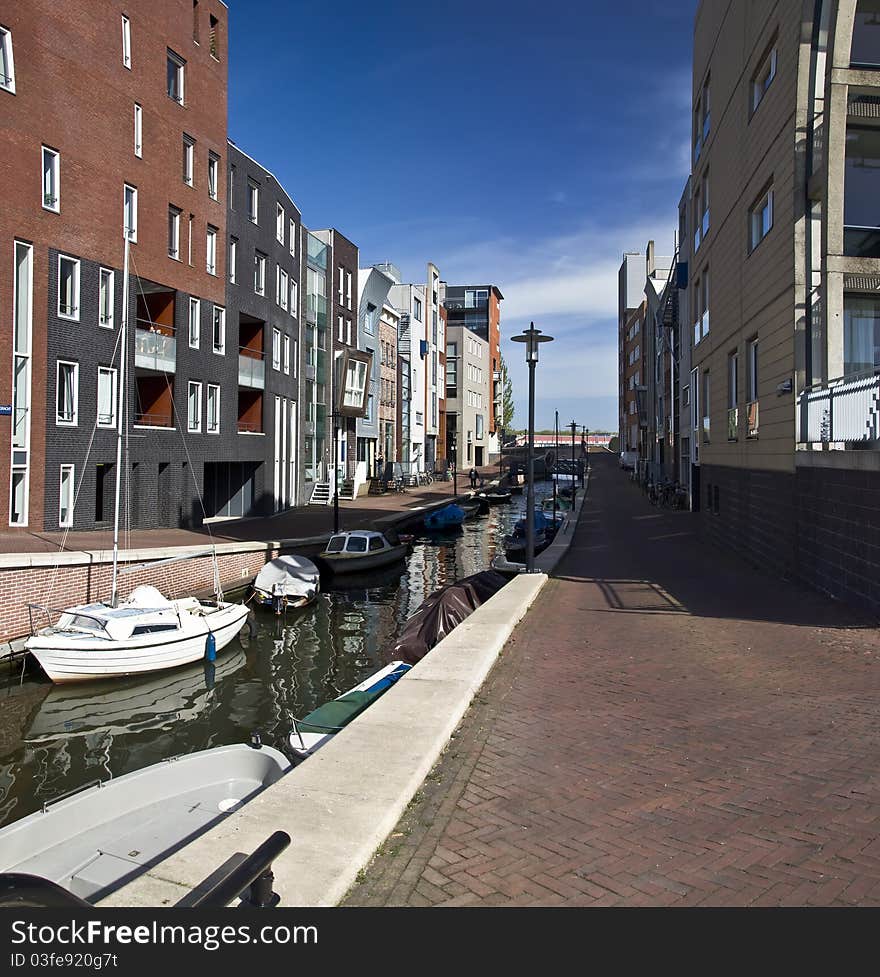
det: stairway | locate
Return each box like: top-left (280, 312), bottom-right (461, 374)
top-left (309, 482), bottom-right (331, 506)
top-left (338, 479), bottom-right (356, 501)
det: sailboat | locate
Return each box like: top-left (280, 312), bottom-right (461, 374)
top-left (25, 236), bottom-right (249, 684)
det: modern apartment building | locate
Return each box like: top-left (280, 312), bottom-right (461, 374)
top-left (1, 0), bottom-right (230, 532)
top-left (687, 0), bottom-right (880, 614)
top-left (223, 141), bottom-right (302, 517)
top-left (443, 285), bottom-right (504, 454)
top-left (444, 325), bottom-right (490, 470)
top-left (356, 265), bottom-right (396, 480)
top-left (378, 302), bottom-right (399, 467)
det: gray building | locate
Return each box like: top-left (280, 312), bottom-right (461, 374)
top-left (444, 325), bottom-right (489, 470)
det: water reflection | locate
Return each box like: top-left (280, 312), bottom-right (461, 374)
top-left (0, 482), bottom-right (559, 828)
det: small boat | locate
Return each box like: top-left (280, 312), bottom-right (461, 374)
top-left (288, 661), bottom-right (412, 758)
top-left (541, 495), bottom-right (572, 513)
top-left (26, 585), bottom-right (249, 684)
top-left (479, 490), bottom-right (512, 505)
top-left (458, 501), bottom-right (483, 520)
top-left (316, 530), bottom-right (408, 575)
top-left (252, 554), bottom-right (320, 611)
top-left (0, 742), bottom-right (290, 903)
top-left (423, 503), bottom-right (466, 531)
top-left (503, 511), bottom-right (562, 563)
top-left (490, 554), bottom-right (530, 578)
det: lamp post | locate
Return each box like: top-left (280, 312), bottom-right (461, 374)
top-left (569, 419), bottom-right (578, 510)
top-left (512, 323), bottom-right (554, 572)
top-left (451, 435), bottom-right (458, 496)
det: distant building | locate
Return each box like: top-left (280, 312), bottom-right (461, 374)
top-left (444, 326), bottom-right (490, 469)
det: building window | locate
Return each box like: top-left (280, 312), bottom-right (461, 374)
top-left (747, 338), bottom-right (759, 400)
top-left (346, 271), bottom-right (352, 310)
top-left (182, 135), bottom-right (195, 186)
top-left (248, 180), bottom-right (259, 223)
top-left (843, 294), bottom-right (880, 376)
top-left (206, 225), bottom-right (217, 275)
top-left (124, 183), bottom-right (137, 241)
top-left (228, 162), bottom-right (235, 209)
top-left (168, 206), bottom-right (181, 259)
top-left (58, 255), bottom-right (80, 321)
top-left (337, 265), bottom-right (344, 303)
top-left (206, 383), bottom-right (220, 433)
top-left (121, 15), bottom-right (131, 69)
top-left (277, 266), bottom-right (289, 310)
top-left (844, 126), bottom-right (880, 257)
top-left (289, 219), bottom-right (296, 256)
top-left (56, 360), bottom-right (78, 425)
top-left (752, 44), bottom-right (777, 113)
top-left (289, 279), bottom-right (298, 317)
top-left (476, 414), bottom-right (484, 439)
top-left (167, 49), bottom-right (185, 104)
top-left (851, 1), bottom-right (880, 67)
top-left (283, 334), bottom-right (290, 375)
top-left (97, 366), bottom-right (117, 428)
top-left (365, 302), bottom-right (376, 335)
top-left (727, 351), bottom-right (739, 441)
top-left (42, 146), bottom-right (59, 212)
top-left (208, 152), bottom-right (219, 200)
top-left (413, 297), bottom-right (422, 321)
top-left (98, 268), bottom-right (114, 328)
top-left (702, 370), bottom-right (711, 443)
top-left (693, 271), bottom-right (709, 345)
top-left (209, 14), bottom-right (220, 59)
top-left (59, 465), bottom-right (75, 528)
top-left (212, 305), bottom-right (225, 354)
top-left (254, 251), bottom-right (266, 294)
top-left (188, 381), bottom-right (202, 432)
top-left (749, 185), bottom-right (773, 251)
top-left (701, 170), bottom-right (709, 240)
top-left (272, 327), bottom-right (281, 370)
top-left (188, 296), bottom-right (200, 349)
top-left (693, 183), bottom-right (702, 252)
top-left (1, 25), bottom-right (16, 92)
top-left (694, 77), bottom-right (709, 162)
top-left (228, 237), bottom-right (237, 284)
top-left (134, 102), bottom-right (142, 157)
top-left (10, 242), bottom-right (32, 527)
top-left (338, 315), bottom-right (344, 343)
top-left (276, 204), bottom-right (284, 244)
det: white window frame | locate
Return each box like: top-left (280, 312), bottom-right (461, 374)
top-left (206, 383), bottom-right (220, 434)
top-left (121, 15), bottom-right (131, 70)
top-left (255, 251), bottom-right (266, 295)
top-left (187, 380), bottom-right (202, 433)
top-left (749, 186), bottom-right (774, 252)
top-left (168, 206), bottom-right (181, 260)
top-left (276, 203), bottom-right (284, 244)
top-left (747, 338), bottom-right (759, 401)
top-left (55, 360), bottom-right (78, 426)
top-left (42, 146), bottom-right (60, 213)
top-left (229, 237), bottom-right (237, 285)
top-left (289, 219), bottom-right (296, 256)
top-left (207, 152), bottom-right (219, 200)
top-left (97, 366), bottom-right (118, 428)
top-left (59, 465), bottom-right (75, 528)
top-left (124, 183), bottom-right (138, 242)
top-left (283, 334), bottom-right (290, 375)
top-left (413, 296), bottom-right (422, 321)
top-left (182, 134), bottom-right (194, 186)
top-left (188, 297), bottom-right (200, 349)
top-left (346, 271), bottom-right (352, 310)
top-left (272, 327), bottom-right (282, 371)
top-left (57, 254), bottom-right (80, 321)
top-left (337, 265), bottom-right (344, 303)
top-left (167, 49), bottom-right (185, 104)
top-left (206, 224), bottom-right (217, 275)
top-left (289, 279), bottom-right (298, 318)
top-left (99, 267), bottom-right (115, 329)
top-left (752, 46), bottom-right (777, 113)
top-left (212, 305), bottom-right (225, 355)
top-left (248, 180), bottom-right (259, 223)
top-left (278, 267), bottom-right (289, 311)
top-left (1, 25), bottom-right (17, 93)
top-left (134, 102), bottom-right (142, 157)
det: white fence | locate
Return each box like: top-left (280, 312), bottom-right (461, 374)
top-left (799, 372), bottom-right (880, 443)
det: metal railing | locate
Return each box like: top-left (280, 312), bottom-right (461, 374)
top-left (237, 420), bottom-right (262, 433)
top-left (135, 326), bottom-right (176, 372)
top-left (798, 370), bottom-right (880, 443)
top-left (134, 412), bottom-right (173, 428)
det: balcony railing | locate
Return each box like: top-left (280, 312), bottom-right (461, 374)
top-left (135, 325), bottom-right (176, 373)
top-left (134, 412), bottom-right (174, 428)
top-left (798, 371), bottom-right (880, 443)
top-left (238, 349), bottom-right (265, 389)
top-left (746, 400), bottom-right (759, 439)
top-left (237, 420), bottom-right (262, 433)
top-left (727, 406), bottom-right (738, 441)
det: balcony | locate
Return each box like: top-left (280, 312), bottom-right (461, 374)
top-left (238, 348), bottom-right (265, 389)
top-left (727, 407), bottom-right (738, 441)
top-left (134, 411), bottom-right (173, 428)
top-left (135, 325), bottom-right (176, 373)
top-left (798, 371), bottom-right (880, 443)
top-left (746, 400), bottom-right (759, 439)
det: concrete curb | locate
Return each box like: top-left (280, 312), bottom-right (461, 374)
top-left (534, 467), bottom-right (590, 574)
top-left (98, 570), bottom-right (547, 908)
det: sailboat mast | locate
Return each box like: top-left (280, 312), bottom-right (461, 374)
top-left (110, 233), bottom-right (130, 607)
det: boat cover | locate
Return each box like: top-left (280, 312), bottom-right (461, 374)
top-left (254, 555), bottom-right (319, 597)
top-left (424, 504), bottom-right (466, 528)
top-left (388, 570), bottom-right (508, 664)
top-left (296, 663), bottom-right (411, 733)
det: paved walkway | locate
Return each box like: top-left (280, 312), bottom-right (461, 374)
top-left (344, 452), bottom-right (880, 906)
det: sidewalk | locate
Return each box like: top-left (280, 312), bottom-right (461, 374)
top-left (344, 452), bottom-right (880, 907)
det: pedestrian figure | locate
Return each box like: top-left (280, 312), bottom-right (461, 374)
top-left (469, 467), bottom-right (478, 489)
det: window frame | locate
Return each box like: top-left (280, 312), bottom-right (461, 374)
top-left (228, 236), bottom-right (237, 285)
top-left (206, 383), bottom-right (220, 434)
top-left (254, 251), bottom-right (266, 295)
top-left (283, 334), bottom-right (290, 375)
top-left (121, 15), bottom-right (131, 70)
top-left (124, 183), bottom-right (138, 242)
top-left (207, 152), bottom-right (219, 200)
top-left (289, 219), bottom-right (296, 256)
top-left (1, 25), bottom-right (16, 93)
top-left (168, 205), bottom-right (181, 260)
top-left (59, 464), bottom-right (75, 528)
top-left (276, 203), bottom-right (284, 244)
top-left (167, 48), bottom-right (186, 105)
top-left (247, 179), bottom-right (259, 223)
top-left (57, 254), bottom-right (80, 322)
top-left (55, 359), bottom-right (79, 426)
top-left (182, 134), bottom-right (195, 186)
top-left (206, 224), bottom-right (217, 275)
top-left (97, 366), bottom-right (118, 429)
top-left (187, 380), bottom-right (202, 433)
top-left (134, 102), bottom-right (142, 157)
top-left (748, 184), bottom-right (774, 253)
top-left (751, 42), bottom-right (778, 114)
top-left (212, 305), bottom-right (225, 355)
top-left (272, 327), bottom-right (282, 371)
top-left (188, 296), bottom-right (200, 349)
top-left (99, 267), bottom-right (115, 329)
top-left (42, 146), bottom-right (60, 213)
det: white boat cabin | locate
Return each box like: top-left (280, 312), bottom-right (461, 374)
top-left (323, 531), bottom-right (393, 555)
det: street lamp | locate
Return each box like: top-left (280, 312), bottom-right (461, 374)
top-left (511, 322), bottom-right (554, 572)
top-left (569, 419), bottom-right (578, 510)
top-left (451, 436), bottom-right (458, 496)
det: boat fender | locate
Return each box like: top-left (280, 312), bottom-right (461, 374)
top-left (205, 631), bottom-right (216, 662)
top-left (204, 661), bottom-right (216, 690)
top-left (250, 732), bottom-right (262, 749)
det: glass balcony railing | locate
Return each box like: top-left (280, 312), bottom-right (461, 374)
top-left (135, 327), bottom-right (176, 373)
top-left (238, 349), bottom-right (265, 389)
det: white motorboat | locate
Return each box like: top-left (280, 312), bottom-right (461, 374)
top-left (288, 660), bottom-right (411, 758)
top-left (316, 530), bottom-right (408, 575)
top-left (252, 554), bottom-right (320, 610)
top-left (24, 233), bottom-right (248, 683)
top-left (0, 742), bottom-right (290, 903)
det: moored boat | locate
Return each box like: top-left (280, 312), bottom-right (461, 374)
top-left (423, 503), bottom-right (466, 531)
top-left (252, 554), bottom-right (320, 611)
top-left (316, 530), bottom-right (408, 575)
top-left (0, 742), bottom-right (291, 903)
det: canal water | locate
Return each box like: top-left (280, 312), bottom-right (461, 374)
top-left (0, 482), bottom-right (562, 830)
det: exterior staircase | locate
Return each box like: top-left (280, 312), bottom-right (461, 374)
top-left (309, 482), bottom-right (331, 506)
top-left (338, 479), bottom-right (357, 501)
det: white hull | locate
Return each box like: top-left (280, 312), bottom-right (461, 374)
top-left (27, 602), bottom-right (249, 683)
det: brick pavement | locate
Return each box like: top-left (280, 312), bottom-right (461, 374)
top-left (343, 452), bottom-right (880, 906)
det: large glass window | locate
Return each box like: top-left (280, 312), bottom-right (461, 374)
top-left (343, 359), bottom-right (368, 409)
top-left (844, 294), bottom-right (880, 376)
top-left (167, 49), bottom-right (185, 103)
top-left (56, 361), bottom-right (78, 426)
top-left (187, 380), bottom-right (202, 432)
top-left (59, 465), bottom-right (74, 528)
top-left (189, 297), bottom-right (200, 348)
top-left (58, 255), bottom-right (80, 320)
top-left (206, 384), bottom-right (220, 433)
top-left (99, 268), bottom-right (114, 328)
top-left (42, 147), bottom-right (59, 212)
top-left (97, 367), bottom-right (117, 428)
top-left (749, 186), bottom-right (773, 251)
top-left (844, 126), bottom-right (880, 256)
top-left (851, 1), bottom-right (880, 67)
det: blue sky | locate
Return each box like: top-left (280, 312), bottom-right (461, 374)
top-left (228, 0), bottom-right (698, 432)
